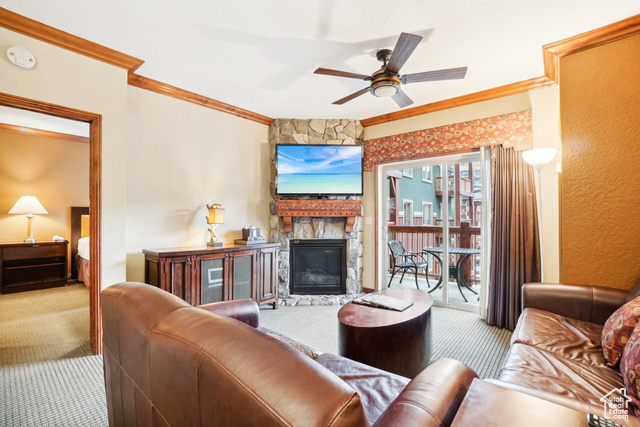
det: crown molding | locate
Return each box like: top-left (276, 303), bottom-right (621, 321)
top-left (0, 122), bottom-right (89, 143)
top-left (361, 77), bottom-right (553, 127)
top-left (0, 7), bottom-right (144, 72)
top-left (127, 74), bottom-right (274, 125)
top-left (0, 8), bottom-right (273, 125)
top-left (543, 14), bottom-right (640, 83)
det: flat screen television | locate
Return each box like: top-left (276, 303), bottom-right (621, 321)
top-left (276, 144), bottom-right (363, 196)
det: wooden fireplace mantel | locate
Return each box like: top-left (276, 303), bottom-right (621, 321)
top-left (277, 199), bottom-right (363, 232)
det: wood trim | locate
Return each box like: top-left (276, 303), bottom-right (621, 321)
top-left (543, 14), bottom-right (640, 83)
top-left (276, 199), bottom-right (362, 232)
top-left (361, 77), bottom-right (552, 127)
top-left (0, 8), bottom-right (271, 125)
top-left (0, 122), bottom-right (89, 143)
top-left (89, 115), bottom-right (102, 354)
top-left (0, 91), bottom-right (103, 355)
top-left (0, 7), bottom-right (144, 73)
top-left (128, 74), bottom-right (274, 126)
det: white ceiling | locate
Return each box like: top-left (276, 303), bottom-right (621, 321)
top-left (0, 106), bottom-right (90, 137)
top-left (3, 1), bottom-right (640, 121)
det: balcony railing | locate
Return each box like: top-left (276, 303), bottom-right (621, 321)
top-left (388, 222), bottom-right (481, 284)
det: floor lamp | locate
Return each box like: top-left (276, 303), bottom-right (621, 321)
top-left (522, 148), bottom-right (556, 282)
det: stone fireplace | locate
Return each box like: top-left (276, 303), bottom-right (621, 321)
top-left (268, 119), bottom-right (364, 300)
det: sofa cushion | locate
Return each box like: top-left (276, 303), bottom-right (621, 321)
top-left (498, 343), bottom-right (624, 408)
top-left (602, 296), bottom-right (640, 367)
top-left (315, 353), bottom-right (410, 425)
top-left (511, 308), bottom-right (607, 367)
top-left (621, 323), bottom-right (640, 416)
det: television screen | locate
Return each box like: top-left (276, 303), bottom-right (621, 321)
top-left (276, 144), bottom-right (363, 196)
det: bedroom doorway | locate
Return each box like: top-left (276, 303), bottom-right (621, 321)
top-left (0, 92), bottom-right (103, 354)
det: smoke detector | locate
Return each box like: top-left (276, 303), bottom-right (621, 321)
top-left (7, 47), bottom-right (36, 70)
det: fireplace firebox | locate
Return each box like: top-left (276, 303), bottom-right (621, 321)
top-left (289, 239), bottom-right (347, 295)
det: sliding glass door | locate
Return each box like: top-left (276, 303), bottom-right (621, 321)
top-left (377, 150), bottom-right (490, 314)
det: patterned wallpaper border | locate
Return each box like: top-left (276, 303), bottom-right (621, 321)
top-left (363, 110), bottom-right (532, 170)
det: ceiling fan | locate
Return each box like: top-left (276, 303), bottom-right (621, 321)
top-left (314, 32), bottom-right (467, 108)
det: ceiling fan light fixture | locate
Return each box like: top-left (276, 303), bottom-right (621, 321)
top-left (372, 84), bottom-right (398, 97)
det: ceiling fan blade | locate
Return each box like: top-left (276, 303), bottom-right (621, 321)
top-left (392, 89), bottom-right (414, 108)
top-left (401, 67), bottom-right (468, 84)
top-left (385, 33), bottom-right (423, 74)
top-left (332, 87), bottom-right (370, 105)
top-left (314, 68), bottom-right (370, 80)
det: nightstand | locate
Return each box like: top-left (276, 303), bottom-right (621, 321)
top-left (0, 241), bottom-right (68, 294)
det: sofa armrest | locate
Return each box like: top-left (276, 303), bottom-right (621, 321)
top-left (373, 358), bottom-right (477, 427)
top-left (197, 299), bottom-right (260, 328)
top-left (522, 282), bottom-right (628, 324)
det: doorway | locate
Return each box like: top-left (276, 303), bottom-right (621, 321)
top-left (377, 149), bottom-right (491, 315)
top-left (0, 92), bottom-right (103, 354)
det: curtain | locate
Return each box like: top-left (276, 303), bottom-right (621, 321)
top-left (487, 145), bottom-right (541, 330)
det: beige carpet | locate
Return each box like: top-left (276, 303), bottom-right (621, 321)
top-left (0, 284), bottom-right (91, 366)
top-left (1, 284), bottom-right (106, 426)
top-left (260, 302), bottom-right (512, 379)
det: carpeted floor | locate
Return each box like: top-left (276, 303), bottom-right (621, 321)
top-left (1, 285), bottom-right (511, 426)
top-left (1, 284), bottom-right (108, 426)
top-left (0, 284), bottom-right (92, 366)
top-left (260, 302), bottom-right (511, 379)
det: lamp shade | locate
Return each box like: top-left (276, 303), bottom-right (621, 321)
top-left (9, 195), bottom-right (48, 215)
top-left (522, 148), bottom-right (557, 168)
top-left (207, 205), bottom-right (224, 224)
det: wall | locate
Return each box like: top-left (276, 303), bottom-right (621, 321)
top-left (559, 33), bottom-right (640, 289)
top-left (362, 89), bottom-right (562, 289)
top-left (0, 27), bottom-right (128, 288)
top-left (0, 131), bottom-right (89, 248)
top-left (125, 86), bottom-right (270, 282)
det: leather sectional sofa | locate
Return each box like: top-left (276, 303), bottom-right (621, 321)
top-left (102, 282), bottom-right (478, 426)
top-left (493, 282), bottom-right (640, 425)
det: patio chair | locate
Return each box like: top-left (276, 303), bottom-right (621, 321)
top-left (387, 240), bottom-right (429, 289)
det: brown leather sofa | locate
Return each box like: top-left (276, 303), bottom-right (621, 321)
top-left (493, 282), bottom-right (640, 424)
top-left (102, 282), bottom-right (477, 427)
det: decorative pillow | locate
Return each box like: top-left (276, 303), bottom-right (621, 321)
top-left (602, 296), bottom-right (640, 367)
top-left (620, 322), bottom-right (640, 415)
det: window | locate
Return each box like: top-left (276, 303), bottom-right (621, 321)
top-left (402, 200), bottom-right (413, 225)
top-left (421, 202), bottom-right (433, 225)
top-left (421, 166), bottom-right (433, 183)
top-left (402, 168), bottom-right (413, 178)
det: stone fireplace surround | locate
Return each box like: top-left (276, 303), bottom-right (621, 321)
top-left (268, 118), bottom-right (365, 305)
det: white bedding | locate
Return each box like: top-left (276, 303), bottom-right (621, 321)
top-left (78, 237), bottom-right (90, 260)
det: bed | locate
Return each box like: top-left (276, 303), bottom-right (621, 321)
top-left (71, 207), bottom-right (90, 288)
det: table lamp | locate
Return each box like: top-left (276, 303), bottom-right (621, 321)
top-left (206, 203), bottom-right (224, 247)
top-left (9, 195), bottom-right (48, 243)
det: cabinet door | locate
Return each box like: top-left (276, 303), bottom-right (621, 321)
top-left (229, 250), bottom-right (257, 301)
top-left (198, 253), bottom-right (228, 305)
top-left (258, 247), bottom-right (279, 306)
top-left (161, 256), bottom-right (193, 302)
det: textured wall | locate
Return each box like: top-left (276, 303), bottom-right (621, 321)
top-left (0, 131), bottom-right (89, 276)
top-left (125, 87), bottom-right (270, 282)
top-left (560, 34), bottom-right (640, 289)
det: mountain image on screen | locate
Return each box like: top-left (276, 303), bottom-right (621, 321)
top-left (277, 145), bottom-right (363, 195)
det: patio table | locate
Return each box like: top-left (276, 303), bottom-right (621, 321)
top-left (423, 246), bottom-right (480, 302)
